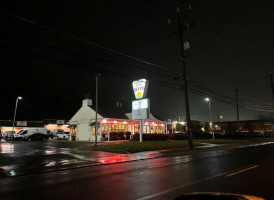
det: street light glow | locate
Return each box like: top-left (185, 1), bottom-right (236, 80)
top-left (18, 96), bottom-right (22, 100)
top-left (204, 97), bottom-right (214, 139)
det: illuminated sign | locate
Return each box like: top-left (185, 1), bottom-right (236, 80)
top-left (132, 98), bottom-right (150, 120)
top-left (132, 79), bottom-right (149, 99)
top-left (132, 98), bottom-right (149, 110)
top-left (132, 109), bottom-right (149, 120)
top-left (57, 120), bottom-right (65, 124)
top-left (16, 121), bottom-right (27, 126)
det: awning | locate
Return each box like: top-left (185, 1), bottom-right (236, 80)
top-left (68, 124), bottom-right (76, 128)
top-left (90, 122), bottom-right (100, 126)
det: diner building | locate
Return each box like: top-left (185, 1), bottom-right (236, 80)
top-left (68, 99), bottom-right (167, 141)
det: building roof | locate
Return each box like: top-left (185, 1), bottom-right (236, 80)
top-left (89, 106), bottom-right (129, 119)
top-left (0, 120), bottom-right (44, 127)
top-left (125, 113), bottom-right (166, 122)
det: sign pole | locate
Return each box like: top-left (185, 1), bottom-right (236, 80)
top-left (132, 79), bottom-right (149, 143)
top-left (140, 119), bottom-right (143, 142)
top-left (95, 73), bottom-right (99, 146)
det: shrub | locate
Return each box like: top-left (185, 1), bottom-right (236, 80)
top-left (109, 132), bottom-right (117, 140)
top-left (116, 132), bottom-right (125, 140)
top-left (193, 131), bottom-right (212, 139)
top-left (108, 132), bottom-right (132, 140)
top-left (132, 133), bottom-right (140, 141)
top-left (125, 131), bottom-right (131, 140)
top-left (131, 133), bottom-right (168, 141)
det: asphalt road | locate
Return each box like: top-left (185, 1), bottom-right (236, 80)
top-left (1, 141), bottom-right (274, 200)
top-left (0, 140), bottom-right (164, 177)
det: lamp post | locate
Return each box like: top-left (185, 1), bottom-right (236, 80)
top-left (205, 97), bottom-right (214, 139)
top-left (12, 96), bottom-right (22, 131)
top-left (95, 73), bottom-right (100, 146)
top-left (220, 115), bottom-right (223, 122)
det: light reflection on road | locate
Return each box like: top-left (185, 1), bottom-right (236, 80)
top-left (0, 141), bottom-right (167, 177)
top-left (98, 151), bottom-right (164, 164)
top-left (0, 142), bottom-right (14, 154)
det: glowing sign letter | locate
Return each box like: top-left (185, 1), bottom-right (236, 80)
top-left (132, 79), bottom-right (149, 99)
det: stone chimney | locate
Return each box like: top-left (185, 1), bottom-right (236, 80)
top-left (82, 99), bottom-right (92, 107)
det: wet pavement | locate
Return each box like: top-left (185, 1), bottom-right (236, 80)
top-left (0, 139), bottom-right (165, 177)
top-left (0, 139), bottom-right (232, 178)
top-left (0, 142), bottom-right (273, 200)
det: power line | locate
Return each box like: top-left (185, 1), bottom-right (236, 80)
top-left (1, 10), bottom-right (273, 113)
top-left (0, 10), bottom-right (168, 71)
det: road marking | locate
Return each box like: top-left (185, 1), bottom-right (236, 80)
top-left (226, 165), bottom-right (258, 177)
top-left (136, 171), bottom-right (230, 200)
top-left (148, 161), bottom-right (189, 169)
top-left (136, 164), bottom-right (260, 200)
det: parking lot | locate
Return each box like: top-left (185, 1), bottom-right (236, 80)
top-left (0, 139), bottom-right (163, 178)
top-left (0, 139), bottom-right (118, 177)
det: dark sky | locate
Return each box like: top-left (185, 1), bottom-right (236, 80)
top-left (0, 0), bottom-right (274, 122)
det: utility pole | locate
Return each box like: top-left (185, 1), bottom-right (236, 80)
top-left (95, 73), bottom-right (100, 146)
top-left (217, 112), bottom-right (220, 123)
top-left (235, 88), bottom-right (240, 132)
top-left (268, 73), bottom-right (274, 99)
top-left (169, 5), bottom-right (194, 149)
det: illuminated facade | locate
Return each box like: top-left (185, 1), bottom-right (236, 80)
top-left (68, 99), bottom-right (167, 141)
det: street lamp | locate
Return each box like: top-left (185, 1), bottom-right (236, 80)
top-left (220, 115), bottom-right (223, 122)
top-left (205, 97), bottom-right (214, 139)
top-left (12, 96), bottom-right (22, 131)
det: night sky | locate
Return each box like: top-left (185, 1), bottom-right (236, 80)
top-left (0, 0), bottom-right (274, 122)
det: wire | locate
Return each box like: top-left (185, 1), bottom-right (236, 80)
top-left (1, 10), bottom-right (273, 113)
top-left (0, 10), bottom-right (168, 71)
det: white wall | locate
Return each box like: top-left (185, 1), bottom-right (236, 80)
top-left (69, 99), bottom-right (103, 124)
top-left (77, 123), bottom-right (92, 141)
top-left (69, 99), bottom-right (103, 141)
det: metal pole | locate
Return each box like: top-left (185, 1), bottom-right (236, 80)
top-left (139, 119), bottom-right (143, 142)
top-left (176, 7), bottom-right (193, 149)
top-left (235, 88), bottom-right (240, 132)
top-left (208, 100), bottom-right (214, 139)
top-left (108, 123), bottom-right (110, 141)
top-left (270, 73), bottom-right (274, 99)
top-left (12, 98), bottom-right (19, 131)
top-left (95, 74), bottom-right (99, 146)
top-left (217, 112), bottom-right (220, 122)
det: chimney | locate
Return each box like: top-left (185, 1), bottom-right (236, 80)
top-left (82, 99), bottom-right (92, 107)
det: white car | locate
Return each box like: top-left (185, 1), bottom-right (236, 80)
top-left (57, 131), bottom-right (70, 140)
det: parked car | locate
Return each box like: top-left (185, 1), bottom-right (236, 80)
top-left (57, 131), bottom-right (70, 140)
top-left (24, 133), bottom-right (48, 141)
top-left (13, 128), bottom-right (48, 141)
top-left (3, 131), bottom-right (15, 140)
top-left (47, 130), bottom-right (54, 139)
